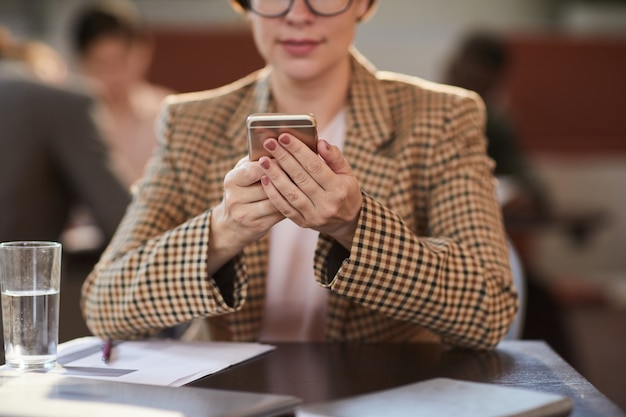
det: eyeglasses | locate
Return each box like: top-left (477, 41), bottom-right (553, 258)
top-left (248, 0), bottom-right (354, 18)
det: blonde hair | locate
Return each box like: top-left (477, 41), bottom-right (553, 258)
top-left (0, 26), bottom-right (68, 83)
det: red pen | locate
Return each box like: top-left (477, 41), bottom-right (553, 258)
top-left (102, 339), bottom-right (114, 363)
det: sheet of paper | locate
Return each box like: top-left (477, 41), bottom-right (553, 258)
top-left (0, 373), bottom-right (183, 417)
top-left (0, 337), bottom-right (274, 387)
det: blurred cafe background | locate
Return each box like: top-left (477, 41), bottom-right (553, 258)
top-left (1, 0), bottom-right (625, 409)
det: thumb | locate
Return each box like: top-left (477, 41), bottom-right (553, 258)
top-left (318, 139), bottom-right (350, 175)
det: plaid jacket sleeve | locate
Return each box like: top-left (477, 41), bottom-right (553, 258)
top-left (315, 92), bottom-right (518, 350)
top-left (80, 97), bottom-right (245, 339)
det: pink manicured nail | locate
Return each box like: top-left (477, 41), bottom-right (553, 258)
top-left (261, 176), bottom-right (269, 185)
top-left (264, 140), bottom-right (277, 151)
top-left (279, 134), bottom-right (291, 145)
top-left (260, 158), bottom-right (270, 170)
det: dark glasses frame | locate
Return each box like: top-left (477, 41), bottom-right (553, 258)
top-left (244, 0), bottom-right (354, 18)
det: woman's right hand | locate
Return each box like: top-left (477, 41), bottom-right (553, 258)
top-left (207, 157), bottom-right (284, 274)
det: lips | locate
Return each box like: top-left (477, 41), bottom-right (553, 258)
top-left (280, 39), bottom-right (321, 56)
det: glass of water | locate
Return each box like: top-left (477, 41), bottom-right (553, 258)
top-left (0, 241), bottom-right (61, 371)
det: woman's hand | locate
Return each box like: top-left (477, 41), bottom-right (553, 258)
top-left (208, 157), bottom-right (284, 274)
top-left (258, 134), bottom-right (363, 249)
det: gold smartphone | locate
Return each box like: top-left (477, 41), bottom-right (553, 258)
top-left (246, 113), bottom-right (318, 161)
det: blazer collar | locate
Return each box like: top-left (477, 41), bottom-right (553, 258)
top-left (342, 49), bottom-right (397, 203)
top-left (344, 47), bottom-right (393, 151)
top-left (224, 49), bottom-right (393, 150)
top-left (223, 66), bottom-right (275, 151)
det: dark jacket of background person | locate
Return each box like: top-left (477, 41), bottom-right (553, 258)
top-left (444, 31), bottom-right (549, 220)
top-left (0, 60), bottom-right (131, 243)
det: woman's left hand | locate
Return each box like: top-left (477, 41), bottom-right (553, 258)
top-left (259, 133), bottom-right (362, 249)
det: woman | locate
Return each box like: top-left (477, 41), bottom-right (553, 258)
top-left (82, 0), bottom-right (518, 349)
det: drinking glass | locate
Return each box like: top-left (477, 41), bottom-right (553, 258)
top-left (0, 241), bottom-right (61, 370)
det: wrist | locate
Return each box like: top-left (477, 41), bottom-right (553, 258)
top-left (331, 210), bottom-right (361, 250)
top-left (207, 205), bottom-right (242, 275)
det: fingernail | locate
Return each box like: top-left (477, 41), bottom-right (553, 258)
top-left (264, 140), bottom-right (277, 151)
top-left (260, 158), bottom-right (270, 170)
top-left (279, 134), bottom-right (291, 145)
top-left (261, 175), bottom-right (269, 186)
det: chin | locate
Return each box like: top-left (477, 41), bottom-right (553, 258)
top-left (278, 61), bottom-right (322, 82)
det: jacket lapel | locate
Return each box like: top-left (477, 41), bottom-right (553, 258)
top-left (343, 49), bottom-right (397, 203)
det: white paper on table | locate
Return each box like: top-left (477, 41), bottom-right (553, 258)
top-left (0, 373), bottom-right (183, 417)
top-left (0, 336), bottom-right (274, 387)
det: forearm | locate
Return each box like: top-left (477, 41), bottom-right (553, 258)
top-left (81, 211), bottom-right (240, 339)
top-left (316, 194), bottom-right (517, 350)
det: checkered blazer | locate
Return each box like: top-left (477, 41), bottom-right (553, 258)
top-left (82, 50), bottom-right (518, 349)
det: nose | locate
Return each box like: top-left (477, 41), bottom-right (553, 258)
top-left (285, 0), bottom-right (315, 23)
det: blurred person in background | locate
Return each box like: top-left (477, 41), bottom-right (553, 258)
top-left (0, 26), bottom-right (131, 245)
top-left (70, 0), bottom-right (173, 188)
top-left (444, 30), bottom-right (549, 223)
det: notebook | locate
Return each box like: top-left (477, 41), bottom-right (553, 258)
top-left (0, 373), bottom-right (300, 417)
top-left (298, 378), bottom-right (573, 417)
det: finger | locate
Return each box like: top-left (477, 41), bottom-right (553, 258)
top-left (259, 155), bottom-right (314, 207)
top-left (317, 139), bottom-right (351, 175)
top-left (263, 134), bottom-right (330, 197)
top-left (260, 173), bottom-right (306, 225)
top-left (279, 135), bottom-right (352, 195)
top-left (227, 197), bottom-right (284, 242)
top-left (231, 196), bottom-right (283, 225)
top-left (240, 182), bottom-right (273, 204)
top-left (225, 160), bottom-right (265, 187)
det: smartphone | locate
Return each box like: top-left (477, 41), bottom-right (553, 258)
top-left (247, 113), bottom-right (318, 161)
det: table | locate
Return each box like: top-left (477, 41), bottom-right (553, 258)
top-left (192, 340), bottom-right (625, 417)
